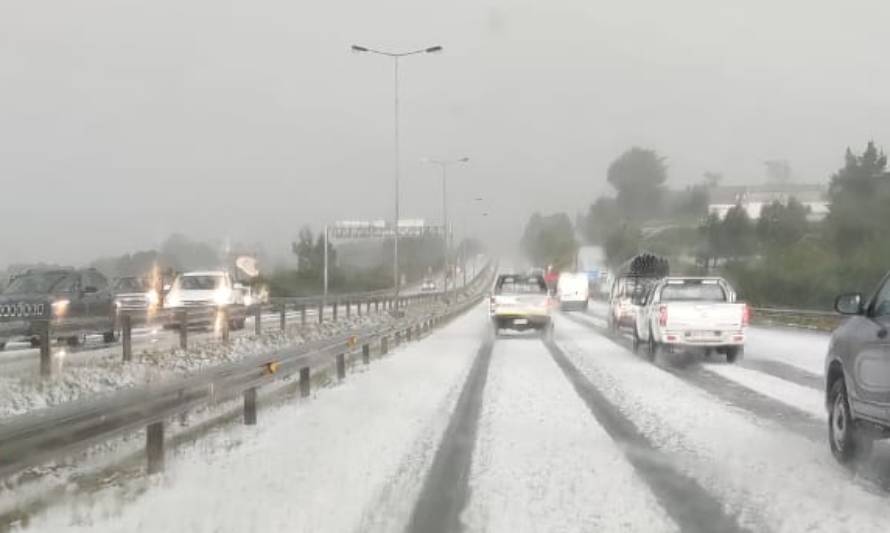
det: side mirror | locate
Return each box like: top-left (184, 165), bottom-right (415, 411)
top-left (835, 293), bottom-right (863, 315)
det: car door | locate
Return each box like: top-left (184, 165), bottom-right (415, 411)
top-left (847, 276), bottom-right (890, 421)
top-left (50, 273), bottom-right (86, 331)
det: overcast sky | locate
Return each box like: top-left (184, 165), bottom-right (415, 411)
top-left (2, 0), bottom-right (890, 267)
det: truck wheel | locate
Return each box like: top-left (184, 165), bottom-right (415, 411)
top-left (828, 378), bottom-right (873, 464)
top-left (646, 328), bottom-right (658, 362)
top-left (66, 336), bottom-right (81, 347)
top-left (30, 337), bottom-right (41, 348)
top-left (103, 331), bottom-right (118, 343)
top-left (725, 346), bottom-right (743, 364)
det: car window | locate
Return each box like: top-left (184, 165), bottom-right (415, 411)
top-left (4, 272), bottom-right (69, 294)
top-left (114, 278), bottom-right (147, 292)
top-left (495, 275), bottom-right (547, 294)
top-left (84, 271), bottom-right (108, 290)
top-left (660, 281), bottom-right (727, 302)
top-left (52, 274), bottom-right (80, 294)
top-left (872, 279), bottom-right (890, 317)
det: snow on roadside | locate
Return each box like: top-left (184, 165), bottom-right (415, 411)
top-left (463, 338), bottom-right (676, 533)
top-left (741, 326), bottom-right (829, 376)
top-left (553, 315), bottom-right (889, 533)
top-left (0, 309), bottom-right (406, 420)
top-left (19, 304), bottom-right (487, 533)
top-left (704, 364), bottom-right (826, 419)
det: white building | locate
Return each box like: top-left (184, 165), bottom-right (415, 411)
top-left (707, 184), bottom-right (829, 221)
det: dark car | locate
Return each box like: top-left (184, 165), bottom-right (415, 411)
top-left (0, 268), bottom-right (117, 349)
top-left (825, 272), bottom-right (890, 463)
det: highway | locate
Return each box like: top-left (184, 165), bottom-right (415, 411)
top-left (19, 302), bottom-right (890, 533)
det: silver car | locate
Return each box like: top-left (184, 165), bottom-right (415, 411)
top-left (826, 272), bottom-right (890, 464)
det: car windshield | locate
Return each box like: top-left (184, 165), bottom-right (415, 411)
top-left (496, 276), bottom-right (547, 294)
top-left (3, 272), bottom-right (69, 294)
top-left (177, 275), bottom-right (222, 290)
top-left (660, 281), bottom-right (727, 302)
top-left (113, 277), bottom-right (147, 293)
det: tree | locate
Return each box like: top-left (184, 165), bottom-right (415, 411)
top-left (604, 224), bottom-right (641, 267)
top-left (756, 198), bottom-right (809, 249)
top-left (703, 171), bottom-right (723, 188)
top-left (520, 212), bottom-right (577, 269)
top-left (826, 141), bottom-right (890, 254)
top-left (290, 226), bottom-right (335, 280)
top-left (764, 160), bottom-right (792, 183)
top-left (697, 213), bottom-right (724, 269)
top-left (579, 197), bottom-right (619, 244)
top-left (606, 147), bottom-right (668, 220)
top-left (721, 204), bottom-right (755, 260)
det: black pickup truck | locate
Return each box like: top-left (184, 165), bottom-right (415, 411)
top-left (0, 268), bottom-right (117, 349)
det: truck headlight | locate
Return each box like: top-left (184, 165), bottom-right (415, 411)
top-left (214, 289), bottom-right (232, 305)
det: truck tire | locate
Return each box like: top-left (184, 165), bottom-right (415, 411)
top-left (828, 377), bottom-right (873, 464)
top-left (646, 327), bottom-right (659, 362)
top-left (103, 331), bottom-right (118, 344)
top-left (725, 346), bottom-right (743, 364)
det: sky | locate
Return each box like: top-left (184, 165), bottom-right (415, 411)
top-left (2, 0), bottom-right (890, 267)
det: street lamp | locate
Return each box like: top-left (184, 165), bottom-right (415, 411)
top-left (351, 43), bottom-right (443, 297)
top-left (422, 156), bottom-right (470, 292)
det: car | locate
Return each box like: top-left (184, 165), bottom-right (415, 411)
top-left (420, 279), bottom-right (437, 292)
top-left (825, 273), bottom-right (890, 464)
top-left (0, 268), bottom-right (117, 348)
top-left (632, 277), bottom-right (748, 363)
top-left (489, 273), bottom-right (553, 337)
top-left (112, 276), bottom-right (160, 312)
top-left (164, 271), bottom-right (247, 329)
top-left (557, 272), bottom-right (589, 311)
top-left (608, 274), bottom-right (659, 332)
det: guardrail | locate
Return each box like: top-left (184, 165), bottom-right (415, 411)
top-left (1, 281), bottom-right (479, 377)
top-left (0, 263), bottom-right (495, 482)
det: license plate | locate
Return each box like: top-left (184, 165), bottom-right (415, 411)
top-left (513, 318), bottom-right (529, 325)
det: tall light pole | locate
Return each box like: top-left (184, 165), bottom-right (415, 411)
top-left (422, 156), bottom-right (469, 292)
top-left (351, 44), bottom-right (443, 297)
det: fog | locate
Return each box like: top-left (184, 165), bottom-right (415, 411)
top-left (2, 0), bottom-right (889, 267)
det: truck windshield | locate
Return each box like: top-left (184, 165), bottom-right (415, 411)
top-left (4, 272), bottom-right (70, 294)
top-left (178, 276), bottom-right (222, 290)
top-left (660, 282), bottom-right (727, 302)
top-left (113, 278), bottom-right (148, 293)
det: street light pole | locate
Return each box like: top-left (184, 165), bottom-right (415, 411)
top-left (351, 44), bottom-right (442, 298)
top-left (422, 156), bottom-right (469, 293)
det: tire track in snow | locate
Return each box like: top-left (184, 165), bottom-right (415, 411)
top-left (560, 312), bottom-right (824, 441)
top-left (406, 337), bottom-right (494, 533)
top-left (543, 339), bottom-right (749, 533)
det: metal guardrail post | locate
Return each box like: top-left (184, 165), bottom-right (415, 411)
top-left (407, 326), bottom-right (412, 342)
top-left (346, 300), bottom-right (351, 318)
top-left (38, 320), bottom-right (51, 377)
top-left (281, 305), bottom-right (287, 331)
top-left (300, 305), bottom-right (306, 327)
top-left (395, 331), bottom-right (401, 346)
top-left (254, 306), bottom-right (262, 336)
top-left (146, 421), bottom-right (165, 474)
top-left (318, 302), bottom-right (324, 324)
top-left (381, 336), bottom-right (389, 355)
top-left (375, 299), bottom-right (379, 312)
top-left (177, 309), bottom-right (188, 349)
top-left (357, 299), bottom-right (362, 317)
top-left (333, 301), bottom-right (338, 322)
top-left (362, 344), bottom-right (370, 365)
top-left (300, 366), bottom-right (311, 397)
top-left (336, 353), bottom-right (346, 381)
top-left (220, 308), bottom-right (230, 343)
top-left (122, 313), bottom-right (133, 362)
top-left (244, 387), bottom-right (257, 425)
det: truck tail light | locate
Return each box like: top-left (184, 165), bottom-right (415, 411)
top-left (658, 305), bottom-right (668, 327)
top-left (742, 304), bottom-right (750, 327)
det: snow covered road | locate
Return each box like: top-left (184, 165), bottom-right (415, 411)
top-left (17, 304), bottom-right (890, 532)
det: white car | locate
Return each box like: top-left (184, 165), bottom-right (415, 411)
top-left (489, 273), bottom-right (553, 337)
top-left (164, 271), bottom-right (247, 329)
top-left (420, 279), bottom-right (437, 292)
top-left (632, 277), bottom-right (749, 363)
top-left (557, 272), bottom-right (589, 311)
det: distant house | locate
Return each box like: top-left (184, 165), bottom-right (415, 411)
top-left (707, 183), bottom-right (829, 221)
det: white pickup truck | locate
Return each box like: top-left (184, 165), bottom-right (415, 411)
top-left (632, 277), bottom-right (749, 363)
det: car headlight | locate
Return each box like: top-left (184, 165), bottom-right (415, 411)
top-left (52, 299), bottom-right (70, 317)
top-left (146, 290), bottom-right (159, 307)
top-left (214, 289), bottom-right (232, 305)
top-left (165, 294), bottom-right (181, 308)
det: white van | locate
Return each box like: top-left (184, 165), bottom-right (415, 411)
top-left (557, 272), bottom-right (590, 311)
